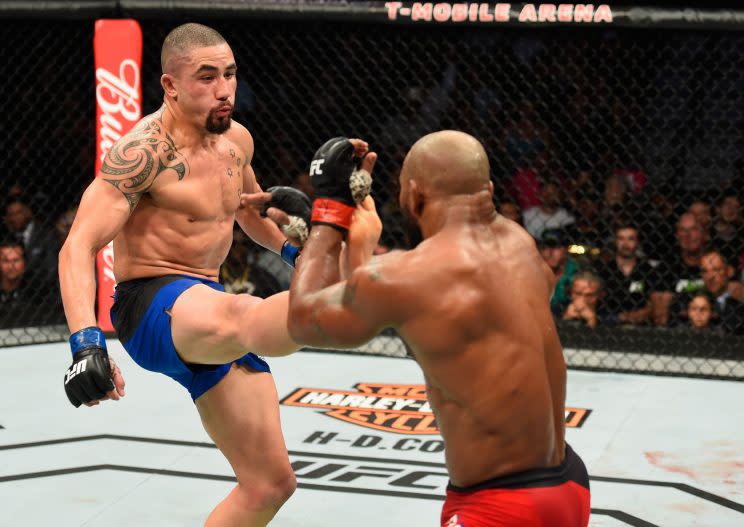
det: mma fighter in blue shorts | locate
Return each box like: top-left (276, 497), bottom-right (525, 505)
top-left (58, 23), bottom-right (375, 526)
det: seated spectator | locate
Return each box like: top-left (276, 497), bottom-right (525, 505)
top-left (497, 199), bottom-right (522, 225)
top-left (699, 250), bottom-right (744, 335)
top-left (650, 212), bottom-right (708, 327)
top-left (0, 240), bottom-right (33, 328)
top-left (712, 192), bottom-right (744, 271)
top-left (538, 228), bottom-right (579, 315)
top-left (523, 180), bottom-right (575, 240)
top-left (688, 198), bottom-right (713, 235)
top-left (3, 196), bottom-right (60, 284)
top-left (598, 222), bottom-right (656, 326)
top-left (0, 239), bottom-right (62, 328)
top-left (220, 225), bottom-right (284, 298)
top-left (679, 292), bottom-right (721, 333)
top-left (561, 271), bottom-right (607, 329)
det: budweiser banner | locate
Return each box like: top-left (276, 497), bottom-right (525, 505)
top-left (94, 19), bottom-right (142, 331)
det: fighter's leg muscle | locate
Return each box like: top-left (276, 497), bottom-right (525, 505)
top-left (169, 285), bottom-right (300, 364)
top-left (197, 364), bottom-right (296, 526)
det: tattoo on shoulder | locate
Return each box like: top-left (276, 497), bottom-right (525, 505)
top-left (101, 116), bottom-right (189, 210)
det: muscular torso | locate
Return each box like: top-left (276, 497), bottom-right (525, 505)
top-left (109, 112), bottom-right (248, 282)
top-left (392, 216), bottom-right (566, 487)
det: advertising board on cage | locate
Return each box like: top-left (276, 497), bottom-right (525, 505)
top-left (384, 3), bottom-right (613, 23)
top-left (93, 20), bottom-right (143, 331)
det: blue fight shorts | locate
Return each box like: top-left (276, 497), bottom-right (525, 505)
top-left (110, 274), bottom-right (270, 401)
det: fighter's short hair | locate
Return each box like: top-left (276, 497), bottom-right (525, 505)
top-left (161, 23), bottom-right (227, 73)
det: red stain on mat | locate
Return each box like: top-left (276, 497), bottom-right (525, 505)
top-left (644, 451), bottom-right (697, 480)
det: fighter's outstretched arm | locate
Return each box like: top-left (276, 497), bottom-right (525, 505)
top-left (288, 135), bottom-right (392, 348)
top-left (288, 224), bottom-right (396, 349)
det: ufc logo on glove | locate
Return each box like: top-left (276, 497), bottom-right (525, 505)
top-left (65, 359), bottom-right (88, 384)
top-left (310, 159), bottom-right (325, 176)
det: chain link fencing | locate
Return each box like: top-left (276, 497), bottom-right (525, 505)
top-left (0, 21), bottom-right (94, 343)
top-left (1, 15), bottom-right (743, 377)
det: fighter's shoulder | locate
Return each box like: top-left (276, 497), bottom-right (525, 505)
top-left (501, 216), bottom-right (537, 248)
top-left (99, 111), bottom-right (188, 203)
top-left (351, 250), bottom-right (423, 292)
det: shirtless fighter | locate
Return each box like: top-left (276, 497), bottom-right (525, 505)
top-left (288, 131), bottom-right (591, 526)
top-left (59, 23), bottom-right (373, 526)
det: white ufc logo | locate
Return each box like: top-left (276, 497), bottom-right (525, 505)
top-left (65, 359), bottom-right (88, 385)
top-left (310, 159), bottom-right (325, 176)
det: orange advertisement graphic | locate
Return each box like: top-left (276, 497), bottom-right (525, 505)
top-left (281, 383), bottom-right (591, 434)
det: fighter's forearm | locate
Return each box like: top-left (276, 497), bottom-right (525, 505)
top-left (236, 208), bottom-right (287, 254)
top-left (292, 226), bottom-right (344, 296)
top-left (58, 240), bottom-right (99, 333)
top-left (288, 226), bottom-right (344, 339)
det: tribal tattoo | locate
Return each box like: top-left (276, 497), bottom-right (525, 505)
top-left (102, 118), bottom-right (189, 210)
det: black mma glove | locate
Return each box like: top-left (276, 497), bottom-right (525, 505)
top-left (262, 186), bottom-right (312, 267)
top-left (309, 137), bottom-right (372, 235)
top-left (64, 326), bottom-right (114, 408)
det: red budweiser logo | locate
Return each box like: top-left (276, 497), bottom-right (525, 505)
top-left (94, 19), bottom-right (142, 330)
top-left (96, 59), bottom-right (141, 164)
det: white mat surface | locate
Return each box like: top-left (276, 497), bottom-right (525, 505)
top-left (0, 342), bottom-right (742, 526)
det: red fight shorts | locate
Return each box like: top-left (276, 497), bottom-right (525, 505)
top-left (441, 444), bottom-right (590, 527)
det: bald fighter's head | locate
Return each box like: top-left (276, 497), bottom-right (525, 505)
top-left (400, 130), bottom-right (491, 196)
top-left (399, 131), bottom-right (494, 242)
top-left (161, 23), bottom-right (227, 75)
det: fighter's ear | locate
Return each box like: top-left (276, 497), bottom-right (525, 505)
top-left (409, 180), bottom-right (428, 218)
top-left (161, 73), bottom-right (177, 99)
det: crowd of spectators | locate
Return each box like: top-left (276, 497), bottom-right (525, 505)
top-left (0, 187), bottom-right (68, 329)
top-left (3, 22), bottom-right (744, 353)
top-left (500, 176), bottom-right (744, 336)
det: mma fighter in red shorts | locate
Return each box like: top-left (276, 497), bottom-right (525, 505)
top-left (287, 131), bottom-right (592, 527)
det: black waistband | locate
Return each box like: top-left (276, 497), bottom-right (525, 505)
top-left (447, 444), bottom-right (589, 492)
top-left (115, 274), bottom-right (197, 292)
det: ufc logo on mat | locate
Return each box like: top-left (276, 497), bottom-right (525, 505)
top-left (309, 159), bottom-right (324, 176)
top-left (65, 360), bottom-right (88, 385)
